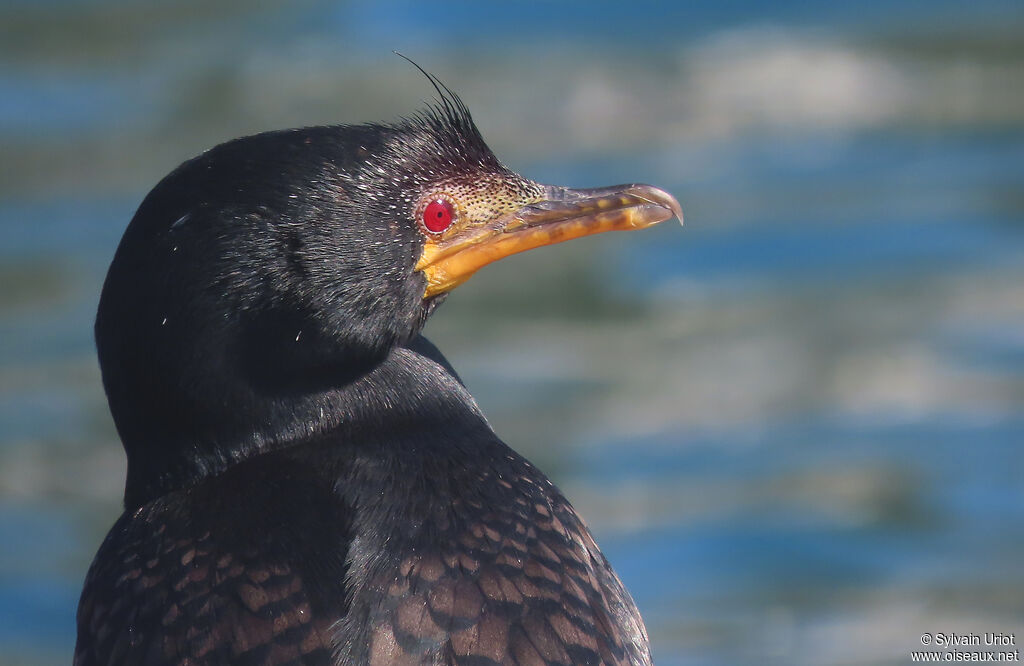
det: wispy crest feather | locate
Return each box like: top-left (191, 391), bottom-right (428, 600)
top-left (393, 52), bottom-right (501, 172)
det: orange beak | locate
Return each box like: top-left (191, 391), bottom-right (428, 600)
top-left (415, 183), bottom-right (682, 298)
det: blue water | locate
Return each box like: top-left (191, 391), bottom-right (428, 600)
top-left (2, 2), bottom-right (1023, 664)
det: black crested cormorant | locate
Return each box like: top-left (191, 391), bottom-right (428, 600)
top-left (74, 72), bottom-right (682, 666)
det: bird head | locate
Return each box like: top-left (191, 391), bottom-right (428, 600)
top-left (95, 80), bottom-right (680, 505)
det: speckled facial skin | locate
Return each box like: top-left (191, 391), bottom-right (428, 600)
top-left (413, 174), bottom-right (546, 239)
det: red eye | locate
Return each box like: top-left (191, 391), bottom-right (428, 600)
top-left (422, 198), bottom-right (455, 233)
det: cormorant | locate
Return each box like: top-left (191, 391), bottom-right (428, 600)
top-left (74, 73), bottom-right (682, 665)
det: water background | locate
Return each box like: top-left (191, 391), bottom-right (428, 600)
top-left (1, 2), bottom-right (1023, 664)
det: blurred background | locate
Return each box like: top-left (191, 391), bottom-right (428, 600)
top-left (2, 1), bottom-right (1023, 664)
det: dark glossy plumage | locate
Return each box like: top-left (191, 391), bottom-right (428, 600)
top-left (76, 85), bottom-right (656, 665)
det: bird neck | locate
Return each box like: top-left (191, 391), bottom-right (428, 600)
top-left (119, 339), bottom-right (491, 510)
